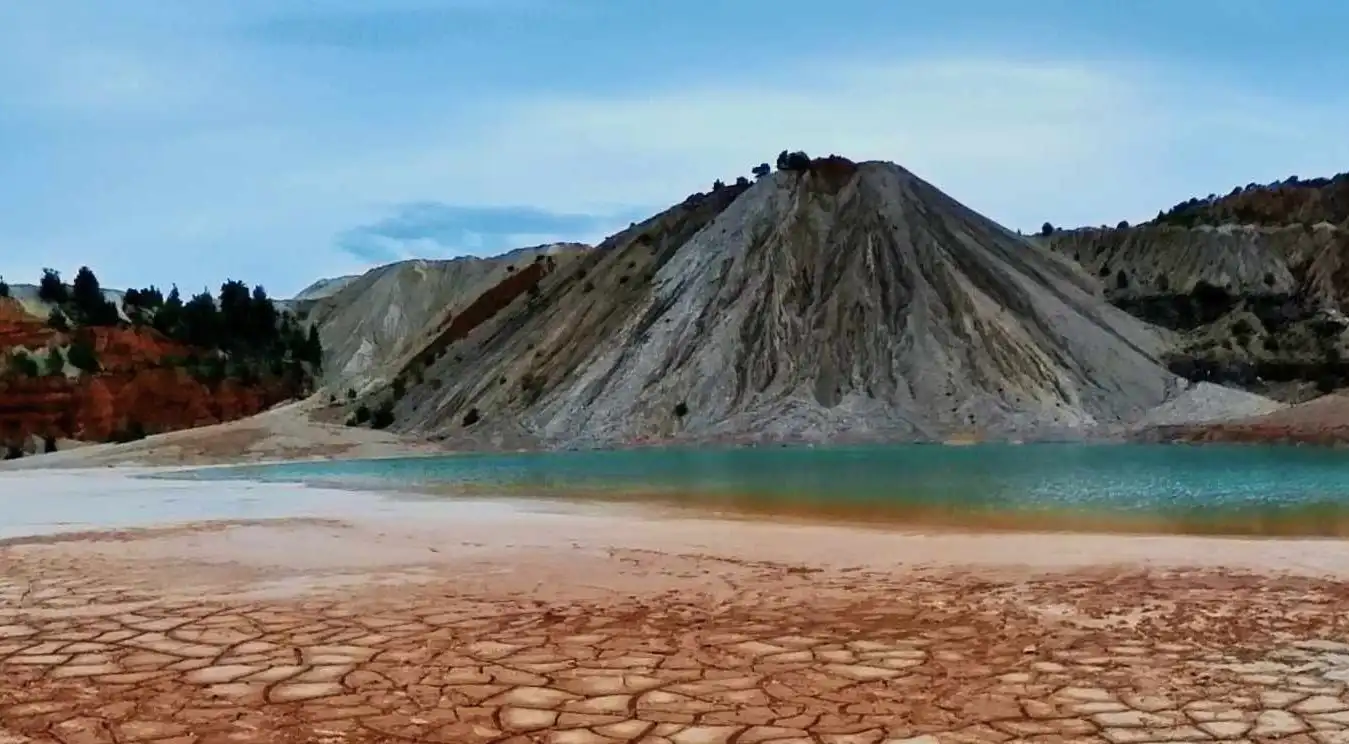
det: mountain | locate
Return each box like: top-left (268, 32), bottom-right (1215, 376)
top-left (301, 243), bottom-right (590, 395)
top-left (330, 157), bottom-right (1257, 449)
top-left (1042, 172), bottom-right (1349, 403)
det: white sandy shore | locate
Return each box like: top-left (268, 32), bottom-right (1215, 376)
top-left (4, 467), bottom-right (1349, 587)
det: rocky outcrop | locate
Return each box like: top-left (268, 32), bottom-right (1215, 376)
top-left (373, 159), bottom-right (1195, 448)
top-left (1043, 223), bottom-right (1349, 402)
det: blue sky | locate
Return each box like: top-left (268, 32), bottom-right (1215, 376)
top-left (3, 0), bottom-right (1348, 297)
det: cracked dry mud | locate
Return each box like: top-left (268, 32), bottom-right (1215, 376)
top-left (7, 523), bottom-right (1349, 743)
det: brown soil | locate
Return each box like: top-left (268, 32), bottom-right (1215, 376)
top-left (1147, 392), bottom-right (1349, 445)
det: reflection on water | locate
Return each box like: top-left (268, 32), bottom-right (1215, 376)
top-left (159, 444), bottom-right (1349, 537)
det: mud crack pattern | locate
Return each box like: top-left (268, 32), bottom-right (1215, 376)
top-left (6, 554), bottom-right (1349, 743)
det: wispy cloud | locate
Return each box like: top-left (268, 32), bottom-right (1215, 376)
top-left (337, 203), bottom-right (644, 262)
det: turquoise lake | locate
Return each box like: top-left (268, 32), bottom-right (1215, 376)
top-left (161, 444), bottom-right (1349, 536)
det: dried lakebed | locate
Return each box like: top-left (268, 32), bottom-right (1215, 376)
top-left (6, 470), bottom-right (1349, 743)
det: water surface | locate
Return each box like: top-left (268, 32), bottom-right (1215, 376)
top-left (161, 444), bottom-right (1349, 536)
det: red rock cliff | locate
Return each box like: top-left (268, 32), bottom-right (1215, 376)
top-left (0, 300), bottom-right (296, 449)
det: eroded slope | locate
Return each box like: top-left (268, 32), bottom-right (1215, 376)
top-left (385, 161), bottom-right (1186, 447)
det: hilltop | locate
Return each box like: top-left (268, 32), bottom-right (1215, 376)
top-left (1042, 172), bottom-right (1349, 405)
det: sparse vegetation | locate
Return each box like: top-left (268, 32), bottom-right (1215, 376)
top-left (775, 150), bottom-right (811, 173)
top-left (0, 276), bottom-right (8, 298)
top-left (7, 351), bottom-right (38, 378)
top-left (1040, 222), bottom-right (1055, 237)
top-left (752, 163), bottom-right (771, 180)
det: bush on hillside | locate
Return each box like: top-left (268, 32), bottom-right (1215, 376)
top-left (45, 348), bottom-right (65, 377)
top-left (370, 400), bottom-right (395, 430)
top-left (67, 337), bottom-right (100, 373)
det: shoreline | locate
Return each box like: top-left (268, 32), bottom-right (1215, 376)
top-left (4, 467), bottom-right (1349, 573)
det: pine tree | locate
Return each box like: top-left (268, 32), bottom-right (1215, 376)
top-left (154, 286), bottom-right (184, 338)
top-left (71, 267), bottom-right (119, 326)
top-left (38, 269), bottom-right (68, 303)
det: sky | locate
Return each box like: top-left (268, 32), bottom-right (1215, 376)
top-left (3, 1), bottom-right (1349, 298)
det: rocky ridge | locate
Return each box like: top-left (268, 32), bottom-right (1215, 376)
top-left (304, 242), bottom-right (590, 396)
